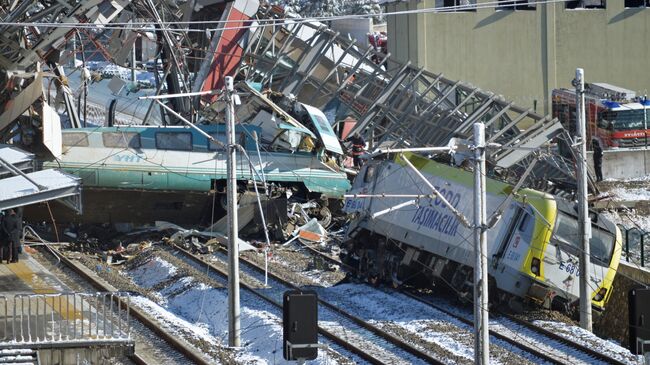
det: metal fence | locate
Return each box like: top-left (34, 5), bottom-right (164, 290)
top-left (618, 225), bottom-right (649, 267)
top-left (0, 292), bottom-right (131, 348)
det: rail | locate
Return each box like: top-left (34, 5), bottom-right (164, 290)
top-left (171, 244), bottom-right (444, 364)
top-left (0, 292), bottom-right (131, 349)
top-left (294, 239), bottom-right (631, 365)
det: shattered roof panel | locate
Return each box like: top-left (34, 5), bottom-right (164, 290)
top-left (0, 169), bottom-right (82, 211)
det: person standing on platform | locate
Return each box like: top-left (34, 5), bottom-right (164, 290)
top-left (3, 209), bottom-right (21, 263)
top-left (592, 140), bottom-right (604, 182)
top-left (0, 211), bottom-right (7, 263)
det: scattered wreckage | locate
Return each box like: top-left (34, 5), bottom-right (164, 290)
top-left (0, 0), bottom-right (619, 318)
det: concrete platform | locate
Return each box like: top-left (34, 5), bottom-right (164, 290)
top-left (0, 252), bottom-right (134, 364)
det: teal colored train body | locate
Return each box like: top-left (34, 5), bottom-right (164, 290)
top-left (47, 124), bottom-right (350, 196)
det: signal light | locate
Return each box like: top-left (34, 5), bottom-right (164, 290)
top-left (593, 287), bottom-right (608, 302)
top-left (531, 258), bottom-right (541, 275)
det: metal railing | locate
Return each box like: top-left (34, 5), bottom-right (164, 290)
top-left (618, 225), bottom-right (649, 267)
top-left (0, 292), bottom-right (131, 348)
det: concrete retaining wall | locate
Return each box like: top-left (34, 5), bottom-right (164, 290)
top-left (587, 149), bottom-right (650, 180)
top-left (595, 261), bottom-right (650, 348)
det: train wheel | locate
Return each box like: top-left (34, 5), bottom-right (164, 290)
top-left (507, 297), bottom-right (524, 314)
top-left (318, 206), bottom-right (332, 228)
top-left (369, 274), bottom-right (379, 286)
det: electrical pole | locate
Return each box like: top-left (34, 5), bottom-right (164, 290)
top-left (226, 75), bottom-right (241, 347)
top-left (473, 122), bottom-right (489, 365)
top-left (131, 41), bottom-right (137, 83)
top-left (71, 35), bottom-right (77, 68)
top-left (575, 68), bottom-right (592, 332)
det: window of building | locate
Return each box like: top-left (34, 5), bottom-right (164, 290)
top-left (102, 132), bottom-right (141, 148)
top-left (155, 132), bottom-right (192, 151)
top-left (62, 132), bottom-right (89, 147)
top-left (625, 0), bottom-right (649, 7)
top-left (497, 0), bottom-right (536, 10)
top-left (436, 0), bottom-right (477, 12)
top-left (566, 0), bottom-right (606, 9)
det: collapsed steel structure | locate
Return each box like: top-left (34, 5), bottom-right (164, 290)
top-left (238, 5), bottom-right (584, 196)
top-left (0, 1), bottom-right (586, 196)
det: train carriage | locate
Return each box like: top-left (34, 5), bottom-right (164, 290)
top-left (343, 152), bottom-right (621, 310)
top-left (34, 124), bottom-right (350, 224)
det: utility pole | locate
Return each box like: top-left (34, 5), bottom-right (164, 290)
top-left (473, 122), bottom-right (489, 365)
top-left (225, 75), bottom-right (241, 347)
top-left (71, 35), bottom-right (77, 68)
top-left (575, 68), bottom-right (592, 332)
top-left (131, 40), bottom-right (137, 83)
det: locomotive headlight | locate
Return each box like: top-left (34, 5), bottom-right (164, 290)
top-left (531, 258), bottom-right (541, 276)
top-left (593, 287), bottom-right (608, 302)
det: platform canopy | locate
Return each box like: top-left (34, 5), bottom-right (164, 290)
top-left (0, 169), bottom-right (82, 213)
top-left (0, 145), bottom-right (35, 176)
top-left (0, 145), bottom-right (81, 213)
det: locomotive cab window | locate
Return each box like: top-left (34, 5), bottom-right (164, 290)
top-left (552, 212), bottom-right (615, 264)
top-left (364, 164), bottom-right (377, 183)
top-left (552, 212), bottom-right (581, 256)
top-left (590, 226), bottom-right (615, 265)
top-left (517, 208), bottom-right (534, 242)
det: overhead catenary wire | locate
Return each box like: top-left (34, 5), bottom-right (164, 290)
top-left (0, 0), bottom-right (580, 33)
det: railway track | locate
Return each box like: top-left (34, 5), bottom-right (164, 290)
top-left (291, 240), bottom-right (631, 365)
top-left (38, 246), bottom-right (214, 365)
top-left (168, 243), bottom-right (447, 365)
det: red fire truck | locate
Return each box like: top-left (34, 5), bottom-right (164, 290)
top-left (552, 83), bottom-right (650, 150)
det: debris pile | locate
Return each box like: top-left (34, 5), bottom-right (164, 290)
top-left (28, 191), bottom-right (350, 273)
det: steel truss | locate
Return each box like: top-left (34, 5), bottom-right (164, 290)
top-left (240, 6), bottom-right (586, 196)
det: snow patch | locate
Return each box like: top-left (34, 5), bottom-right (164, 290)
top-left (126, 255), bottom-right (338, 364)
top-left (129, 256), bottom-right (178, 288)
top-left (609, 187), bottom-right (650, 202)
top-left (533, 320), bottom-right (644, 365)
top-left (130, 295), bottom-right (218, 346)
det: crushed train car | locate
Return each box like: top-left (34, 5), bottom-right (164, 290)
top-left (30, 82), bottom-right (350, 224)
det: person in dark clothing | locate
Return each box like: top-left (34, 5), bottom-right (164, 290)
top-left (2, 209), bottom-right (21, 263)
top-left (16, 207), bottom-right (23, 254)
top-left (346, 133), bottom-right (366, 168)
top-left (592, 140), bottom-right (604, 182)
top-left (0, 212), bottom-right (7, 262)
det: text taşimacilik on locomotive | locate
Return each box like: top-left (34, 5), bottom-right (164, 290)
top-left (343, 152), bottom-right (621, 312)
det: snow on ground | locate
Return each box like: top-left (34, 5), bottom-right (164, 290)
top-left (129, 256), bottom-right (177, 288)
top-left (608, 187), bottom-right (650, 203)
top-left (125, 255), bottom-right (351, 364)
top-left (603, 209), bottom-right (650, 232)
top-left (315, 283), bottom-right (546, 364)
top-left (131, 295), bottom-right (219, 347)
top-left (120, 238), bottom-right (646, 364)
top-left (533, 321), bottom-right (645, 365)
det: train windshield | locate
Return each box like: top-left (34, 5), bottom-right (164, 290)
top-left (553, 212), bottom-right (615, 265)
top-left (590, 226), bottom-right (615, 265)
top-left (602, 109), bottom-right (650, 131)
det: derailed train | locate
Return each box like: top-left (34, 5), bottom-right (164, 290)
top-left (343, 152), bottom-right (622, 311)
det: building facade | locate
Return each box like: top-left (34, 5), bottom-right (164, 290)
top-left (384, 0), bottom-right (650, 114)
